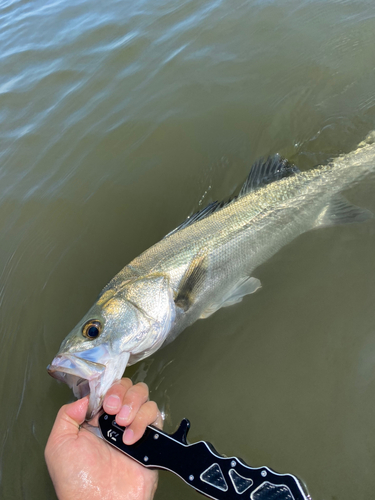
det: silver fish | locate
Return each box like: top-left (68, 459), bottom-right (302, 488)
top-left (48, 133), bottom-right (375, 418)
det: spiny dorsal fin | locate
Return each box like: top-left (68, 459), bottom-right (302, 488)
top-left (165, 201), bottom-right (226, 238)
top-left (239, 154), bottom-right (300, 196)
top-left (165, 154), bottom-right (299, 238)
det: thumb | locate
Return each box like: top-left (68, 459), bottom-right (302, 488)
top-left (45, 397), bottom-right (90, 475)
top-left (49, 397), bottom-right (89, 443)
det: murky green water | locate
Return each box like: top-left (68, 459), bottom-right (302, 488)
top-left (0, 0), bottom-right (375, 498)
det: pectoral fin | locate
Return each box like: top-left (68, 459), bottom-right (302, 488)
top-left (315, 195), bottom-right (372, 228)
top-left (175, 251), bottom-right (208, 312)
top-left (200, 276), bottom-right (261, 319)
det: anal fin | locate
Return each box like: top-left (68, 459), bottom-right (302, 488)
top-left (315, 195), bottom-right (373, 228)
top-left (200, 276), bottom-right (261, 319)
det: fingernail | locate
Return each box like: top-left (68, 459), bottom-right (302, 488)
top-left (123, 428), bottom-right (134, 444)
top-left (118, 404), bottom-right (131, 421)
top-left (105, 394), bottom-right (121, 410)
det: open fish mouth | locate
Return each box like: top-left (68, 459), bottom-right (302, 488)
top-left (47, 348), bottom-right (130, 419)
top-left (47, 355), bottom-right (104, 397)
top-left (51, 372), bottom-right (92, 400)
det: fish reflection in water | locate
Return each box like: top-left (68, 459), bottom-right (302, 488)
top-left (48, 132), bottom-right (375, 418)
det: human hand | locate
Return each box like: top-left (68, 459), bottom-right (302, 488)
top-left (45, 378), bottom-right (162, 500)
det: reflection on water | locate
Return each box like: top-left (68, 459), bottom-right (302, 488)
top-left (0, 0), bottom-right (375, 498)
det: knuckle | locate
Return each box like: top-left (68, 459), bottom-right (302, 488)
top-left (135, 382), bottom-right (149, 396)
top-left (107, 378), bottom-right (133, 398)
top-left (111, 378), bottom-right (132, 391)
top-left (135, 406), bottom-right (149, 422)
top-left (136, 401), bottom-right (158, 425)
top-left (121, 377), bottom-right (133, 387)
top-left (146, 400), bottom-right (158, 416)
top-left (128, 382), bottom-right (149, 402)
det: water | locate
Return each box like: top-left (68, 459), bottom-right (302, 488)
top-left (0, 0), bottom-right (375, 498)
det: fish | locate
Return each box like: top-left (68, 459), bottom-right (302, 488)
top-left (48, 133), bottom-right (375, 418)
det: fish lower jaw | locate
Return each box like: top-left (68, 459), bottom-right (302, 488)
top-left (47, 364), bottom-right (99, 400)
top-left (47, 355), bottom-right (104, 417)
top-left (47, 351), bottom-right (131, 420)
top-left (48, 366), bottom-right (103, 418)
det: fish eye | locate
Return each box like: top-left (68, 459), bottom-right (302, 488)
top-left (82, 320), bottom-right (102, 340)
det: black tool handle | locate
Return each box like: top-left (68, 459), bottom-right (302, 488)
top-left (99, 412), bottom-right (310, 500)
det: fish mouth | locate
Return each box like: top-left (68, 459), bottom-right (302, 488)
top-left (47, 354), bottom-right (104, 399)
top-left (47, 348), bottom-right (130, 419)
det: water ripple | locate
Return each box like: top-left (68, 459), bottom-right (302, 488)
top-left (0, 2), bottom-right (375, 497)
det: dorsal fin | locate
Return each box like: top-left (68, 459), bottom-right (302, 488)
top-left (165, 154), bottom-right (299, 238)
top-left (164, 201), bottom-right (226, 238)
top-left (239, 154), bottom-right (300, 196)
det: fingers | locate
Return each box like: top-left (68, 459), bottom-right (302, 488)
top-left (103, 379), bottom-right (149, 423)
top-left (115, 382), bottom-right (149, 427)
top-left (52, 396), bottom-right (89, 436)
top-left (45, 397), bottom-right (89, 459)
top-left (123, 400), bottom-right (161, 445)
top-left (103, 378), bottom-right (162, 446)
top-left (103, 378), bottom-right (133, 414)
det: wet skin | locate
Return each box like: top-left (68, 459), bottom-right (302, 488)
top-left (45, 379), bottom-right (163, 500)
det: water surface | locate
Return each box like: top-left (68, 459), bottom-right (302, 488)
top-left (0, 0), bottom-right (375, 498)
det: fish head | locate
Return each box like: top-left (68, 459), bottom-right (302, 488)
top-left (48, 274), bottom-right (175, 418)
